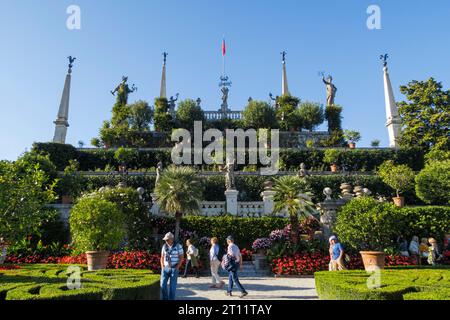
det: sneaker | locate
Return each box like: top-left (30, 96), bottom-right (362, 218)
top-left (239, 292), bottom-right (248, 298)
top-left (225, 292), bottom-right (232, 297)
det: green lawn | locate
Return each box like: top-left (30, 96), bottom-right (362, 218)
top-left (0, 264), bottom-right (160, 300)
top-left (315, 268), bottom-right (450, 300)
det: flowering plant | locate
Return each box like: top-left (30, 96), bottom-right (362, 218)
top-left (240, 248), bottom-right (253, 261)
top-left (252, 238), bottom-right (272, 252)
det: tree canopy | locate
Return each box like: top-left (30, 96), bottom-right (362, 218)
top-left (242, 100), bottom-right (277, 129)
top-left (175, 99), bottom-right (205, 129)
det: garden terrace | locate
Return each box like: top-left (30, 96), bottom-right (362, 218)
top-left (0, 264), bottom-right (160, 300)
top-left (315, 268), bottom-right (450, 300)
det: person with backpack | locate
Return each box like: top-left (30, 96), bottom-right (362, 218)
top-left (209, 237), bottom-right (225, 289)
top-left (160, 232), bottom-right (184, 300)
top-left (223, 236), bottom-right (248, 298)
top-left (182, 239), bottom-right (200, 278)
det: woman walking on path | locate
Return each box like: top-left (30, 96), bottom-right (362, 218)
top-left (224, 236), bottom-right (248, 298)
top-left (209, 237), bottom-right (225, 289)
top-left (329, 236), bottom-right (347, 271)
top-left (182, 239), bottom-right (199, 278)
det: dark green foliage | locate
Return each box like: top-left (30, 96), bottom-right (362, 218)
top-left (175, 99), bottom-right (205, 129)
top-left (242, 100), bottom-right (277, 129)
top-left (315, 269), bottom-right (450, 300)
top-left (415, 160), bottom-right (450, 205)
top-left (297, 102), bottom-right (325, 132)
top-left (276, 95), bottom-right (301, 131)
top-left (31, 143), bottom-right (77, 171)
top-left (324, 105), bottom-right (344, 146)
top-left (398, 78), bottom-right (450, 150)
top-left (0, 265), bottom-right (160, 300)
top-left (154, 97), bottom-right (174, 132)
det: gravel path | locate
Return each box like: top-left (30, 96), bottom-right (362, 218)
top-left (176, 276), bottom-right (318, 300)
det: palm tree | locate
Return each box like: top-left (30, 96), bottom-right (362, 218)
top-left (273, 176), bottom-right (317, 244)
top-left (154, 166), bottom-right (203, 241)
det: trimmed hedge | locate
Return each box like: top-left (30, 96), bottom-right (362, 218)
top-left (32, 143), bottom-right (425, 172)
top-left (315, 268), bottom-right (450, 300)
top-left (0, 264), bottom-right (160, 300)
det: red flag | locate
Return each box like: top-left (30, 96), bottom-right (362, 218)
top-left (222, 38), bottom-right (226, 56)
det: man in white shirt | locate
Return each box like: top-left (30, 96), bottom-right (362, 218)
top-left (226, 236), bottom-right (248, 298)
top-left (160, 232), bottom-right (184, 300)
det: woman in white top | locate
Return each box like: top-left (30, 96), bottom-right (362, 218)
top-left (182, 239), bottom-right (199, 278)
top-left (209, 237), bottom-right (225, 289)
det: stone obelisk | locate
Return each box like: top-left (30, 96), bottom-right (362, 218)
top-left (281, 51), bottom-right (290, 96)
top-left (53, 56), bottom-right (75, 144)
top-left (381, 54), bottom-right (401, 148)
top-left (160, 52), bottom-right (168, 98)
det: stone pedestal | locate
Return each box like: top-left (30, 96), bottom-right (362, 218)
top-left (225, 190), bottom-right (239, 216)
top-left (317, 199), bottom-right (347, 239)
top-left (150, 193), bottom-right (160, 215)
top-left (261, 190), bottom-right (276, 215)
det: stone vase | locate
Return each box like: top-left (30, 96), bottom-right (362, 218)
top-left (393, 197), bottom-right (405, 208)
top-left (86, 251), bottom-right (109, 271)
top-left (360, 251), bottom-right (386, 272)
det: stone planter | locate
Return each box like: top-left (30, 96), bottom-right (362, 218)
top-left (348, 142), bottom-right (356, 149)
top-left (253, 253), bottom-right (269, 271)
top-left (360, 251), bottom-right (386, 272)
top-left (61, 195), bottom-right (73, 204)
top-left (86, 251), bottom-right (109, 271)
top-left (393, 197), bottom-right (405, 208)
top-left (0, 245), bottom-right (8, 264)
top-left (330, 164), bottom-right (338, 173)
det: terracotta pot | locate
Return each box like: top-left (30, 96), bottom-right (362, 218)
top-left (86, 251), bottom-right (109, 271)
top-left (330, 164), bottom-right (338, 173)
top-left (393, 197), bottom-right (405, 208)
top-left (348, 142), bottom-right (356, 149)
top-left (360, 251), bottom-right (386, 272)
top-left (61, 195), bottom-right (73, 204)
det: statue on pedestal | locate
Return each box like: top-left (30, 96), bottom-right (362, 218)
top-left (168, 93), bottom-right (179, 117)
top-left (298, 163), bottom-right (310, 177)
top-left (221, 86), bottom-right (229, 111)
top-left (322, 75), bottom-right (337, 107)
top-left (111, 76), bottom-right (137, 106)
top-left (269, 93), bottom-right (280, 108)
top-left (155, 162), bottom-right (163, 188)
top-left (222, 160), bottom-right (236, 191)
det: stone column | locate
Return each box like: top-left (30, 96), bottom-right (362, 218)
top-left (261, 190), bottom-right (276, 215)
top-left (225, 190), bottom-right (239, 216)
top-left (317, 199), bottom-right (347, 239)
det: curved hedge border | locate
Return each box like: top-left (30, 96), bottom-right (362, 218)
top-left (0, 264), bottom-right (160, 300)
top-left (315, 269), bottom-right (450, 300)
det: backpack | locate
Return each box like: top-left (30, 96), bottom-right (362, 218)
top-left (217, 246), bottom-right (227, 262)
top-left (221, 254), bottom-right (237, 272)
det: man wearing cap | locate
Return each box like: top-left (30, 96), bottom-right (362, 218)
top-left (225, 236), bottom-right (248, 298)
top-left (160, 232), bottom-right (184, 300)
top-left (329, 235), bottom-right (346, 271)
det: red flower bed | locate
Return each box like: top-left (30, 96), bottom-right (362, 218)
top-left (271, 252), bottom-right (418, 276)
top-left (0, 265), bottom-right (21, 270)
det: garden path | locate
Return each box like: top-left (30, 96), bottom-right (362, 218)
top-left (176, 276), bottom-right (318, 300)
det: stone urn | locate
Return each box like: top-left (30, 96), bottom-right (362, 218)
top-left (393, 197), bottom-right (405, 208)
top-left (330, 164), bottom-right (338, 173)
top-left (360, 251), bottom-right (386, 272)
top-left (86, 251), bottom-right (109, 271)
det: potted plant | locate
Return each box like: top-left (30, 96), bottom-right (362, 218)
top-left (58, 160), bottom-right (83, 204)
top-left (323, 149), bottom-right (341, 173)
top-left (377, 160), bottom-right (415, 208)
top-left (335, 197), bottom-right (401, 272)
top-left (371, 139), bottom-right (381, 148)
top-left (69, 194), bottom-right (125, 271)
top-left (343, 130), bottom-right (361, 149)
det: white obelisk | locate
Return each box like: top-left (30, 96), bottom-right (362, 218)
top-left (382, 57), bottom-right (401, 148)
top-left (160, 52), bottom-right (167, 98)
top-left (281, 51), bottom-right (290, 96)
top-left (53, 57), bottom-right (75, 144)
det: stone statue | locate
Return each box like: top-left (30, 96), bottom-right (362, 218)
top-left (298, 163), bottom-right (309, 177)
top-left (163, 52), bottom-right (168, 65)
top-left (323, 187), bottom-right (333, 201)
top-left (322, 75), bottom-right (337, 107)
top-left (269, 93), bottom-right (279, 108)
top-left (221, 86), bottom-right (229, 108)
top-left (196, 98), bottom-right (202, 107)
top-left (155, 162), bottom-right (163, 188)
top-left (281, 51), bottom-right (287, 64)
top-left (111, 76), bottom-right (137, 106)
top-left (68, 56), bottom-right (76, 72)
top-left (223, 160), bottom-right (236, 190)
top-left (168, 93), bottom-right (179, 117)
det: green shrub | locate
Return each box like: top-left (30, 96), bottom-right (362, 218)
top-left (1, 265), bottom-right (160, 300)
top-left (31, 143), bottom-right (78, 171)
top-left (378, 160), bottom-right (415, 198)
top-left (69, 195), bottom-right (125, 252)
top-left (315, 269), bottom-right (450, 300)
top-left (323, 149), bottom-right (340, 165)
top-left (415, 160), bottom-right (450, 205)
top-left (334, 197), bottom-right (402, 251)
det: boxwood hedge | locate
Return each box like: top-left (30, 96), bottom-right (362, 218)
top-left (315, 268), bottom-right (450, 300)
top-left (0, 264), bottom-right (160, 300)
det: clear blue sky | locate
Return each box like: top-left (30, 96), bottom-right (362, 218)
top-left (1, 0), bottom-right (449, 160)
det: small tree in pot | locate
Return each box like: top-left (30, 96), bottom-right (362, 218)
top-left (343, 130), bottom-right (361, 149)
top-left (70, 194), bottom-right (125, 270)
top-left (377, 160), bottom-right (415, 208)
top-left (335, 197), bottom-right (401, 271)
top-left (57, 160), bottom-right (83, 204)
top-left (323, 149), bottom-right (340, 173)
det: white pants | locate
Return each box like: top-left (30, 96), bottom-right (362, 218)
top-left (210, 259), bottom-right (222, 284)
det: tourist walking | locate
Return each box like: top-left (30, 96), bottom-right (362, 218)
top-left (397, 236), bottom-right (410, 257)
top-left (419, 238), bottom-right (429, 265)
top-left (160, 232), bottom-right (184, 300)
top-left (182, 239), bottom-right (200, 278)
top-left (428, 238), bottom-right (442, 266)
top-left (329, 236), bottom-right (347, 271)
top-left (209, 237), bottom-right (225, 289)
top-left (224, 236), bottom-right (248, 298)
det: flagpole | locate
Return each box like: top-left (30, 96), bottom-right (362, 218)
top-left (222, 37), bottom-right (225, 78)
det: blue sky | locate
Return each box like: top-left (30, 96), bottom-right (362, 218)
top-left (0, 0), bottom-right (449, 160)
